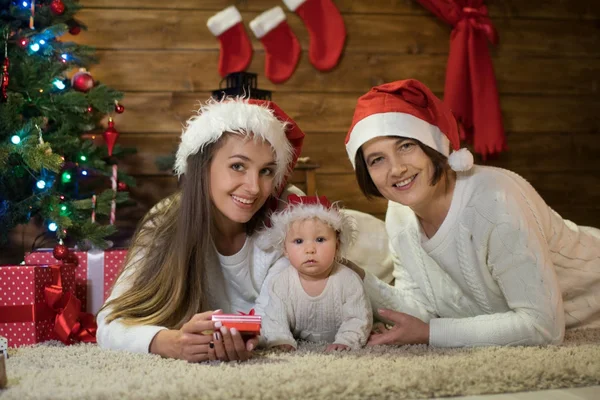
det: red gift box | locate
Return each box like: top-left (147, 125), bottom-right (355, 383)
top-left (0, 264), bottom-right (78, 347)
top-left (212, 314), bottom-right (262, 335)
top-left (25, 249), bottom-right (127, 315)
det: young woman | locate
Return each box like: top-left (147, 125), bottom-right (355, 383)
top-left (345, 79), bottom-right (600, 347)
top-left (96, 97), bottom-right (305, 362)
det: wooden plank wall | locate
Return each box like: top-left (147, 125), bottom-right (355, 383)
top-left (77, 0), bottom-right (600, 234)
top-left (4, 0), bottom-right (599, 260)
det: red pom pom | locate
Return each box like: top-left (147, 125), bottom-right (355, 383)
top-left (53, 244), bottom-right (69, 260)
top-left (50, 0), bottom-right (65, 15)
top-left (71, 70), bottom-right (94, 92)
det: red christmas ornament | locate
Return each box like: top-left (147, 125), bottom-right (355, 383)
top-left (103, 118), bottom-right (119, 156)
top-left (71, 69), bottom-right (94, 92)
top-left (1, 57), bottom-right (9, 102)
top-left (117, 181), bottom-right (128, 191)
top-left (69, 25), bottom-right (81, 35)
top-left (67, 19), bottom-right (81, 35)
top-left (18, 38), bottom-right (29, 48)
top-left (53, 244), bottom-right (69, 260)
top-left (114, 102), bottom-right (125, 114)
top-left (87, 106), bottom-right (93, 113)
top-left (50, 0), bottom-right (65, 15)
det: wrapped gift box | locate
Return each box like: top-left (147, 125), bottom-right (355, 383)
top-left (212, 314), bottom-right (262, 335)
top-left (25, 249), bottom-right (127, 315)
top-left (0, 264), bottom-right (76, 347)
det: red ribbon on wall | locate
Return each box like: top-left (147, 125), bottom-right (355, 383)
top-left (461, 6), bottom-right (498, 45)
top-left (415, 0), bottom-right (506, 159)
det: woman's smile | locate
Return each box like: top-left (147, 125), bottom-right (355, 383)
top-left (231, 194), bottom-right (256, 208)
top-left (392, 174), bottom-right (418, 190)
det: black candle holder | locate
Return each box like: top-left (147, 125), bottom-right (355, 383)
top-left (211, 72), bottom-right (272, 101)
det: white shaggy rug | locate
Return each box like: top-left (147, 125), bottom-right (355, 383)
top-left (2, 329), bottom-right (600, 400)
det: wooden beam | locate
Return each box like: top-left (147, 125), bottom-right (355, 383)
top-left (109, 132), bottom-right (600, 176)
top-left (93, 50), bottom-right (600, 95)
top-left (73, 10), bottom-right (600, 57)
top-left (81, 1), bottom-right (600, 20)
top-left (105, 92), bottom-right (600, 134)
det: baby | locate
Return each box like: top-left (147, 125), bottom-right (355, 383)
top-left (257, 195), bottom-right (372, 352)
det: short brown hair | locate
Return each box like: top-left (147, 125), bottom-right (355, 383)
top-left (354, 138), bottom-right (450, 199)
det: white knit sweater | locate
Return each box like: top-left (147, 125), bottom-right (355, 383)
top-left (259, 263), bottom-right (372, 349)
top-left (363, 166), bottom-right (600, 347)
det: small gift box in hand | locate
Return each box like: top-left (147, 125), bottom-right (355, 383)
top-left (212, 312), bottom-right (261, 336)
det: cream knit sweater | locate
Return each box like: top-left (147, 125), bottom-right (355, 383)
top-left (259, 263), bottom-right (373, 349)
top-left (363, 166), bottom-right (600, 347)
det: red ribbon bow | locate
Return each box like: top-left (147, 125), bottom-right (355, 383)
top-left (461, 6), bottom-right (498, 45)
top-left (238, 309), bottom-right (256, 316)
top-left (44, 265), bottom-right (97, 345)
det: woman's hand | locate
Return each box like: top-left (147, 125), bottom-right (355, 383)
top-left (210, 322), bottom-right (258, 362)
top-left (367, 309), bottom-right (430, 346)
top-left (150, 310), bottom-right (219, 362)
top-left (325, 343), bottom-right (350, 352)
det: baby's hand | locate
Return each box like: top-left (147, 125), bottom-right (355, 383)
top-left (272, 344), bottom-right (296, 352)
top-left (325, 343), bottom-right (350, 352)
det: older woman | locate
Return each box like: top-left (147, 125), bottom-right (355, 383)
top-left (345, 79), bottom-right (600, 347)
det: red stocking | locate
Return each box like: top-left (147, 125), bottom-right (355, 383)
top-left (250, 7), bottom-right (301, 84)
top-left (283, 0), bottom-right (346, 71)
top-left (207, 6), bottom-right (253, 77)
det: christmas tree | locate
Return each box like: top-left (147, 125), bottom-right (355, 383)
top-left (0, 0), bottom-right (134, 250)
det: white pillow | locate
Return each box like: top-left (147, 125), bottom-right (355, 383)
top-left (342, 209), bottom-right (393, 284)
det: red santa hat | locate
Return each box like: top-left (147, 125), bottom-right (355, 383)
top-left (175, 97), bottom-right (304, 193)
top-left (345, 79), bottom-right (474, 172)
top-left (258, 194), bottom-right (357, 261)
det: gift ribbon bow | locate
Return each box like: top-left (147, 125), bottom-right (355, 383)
top-left (238, 309), bottom-right (255, 316)
top-left (44, 265), bottom-right (97, 344)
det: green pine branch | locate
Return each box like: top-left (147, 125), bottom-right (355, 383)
top-left (0, 1), bottom-right (137, 249)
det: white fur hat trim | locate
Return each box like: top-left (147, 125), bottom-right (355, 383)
top-left (257, 204), bottom-right (357, 261)
top-left (174, 97), bottom-right (294, 190)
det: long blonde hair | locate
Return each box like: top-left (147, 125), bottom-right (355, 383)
top-left (101, 134), bottom-right (271, 328)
